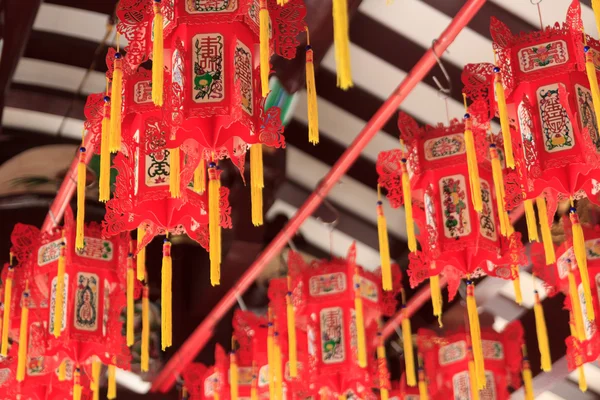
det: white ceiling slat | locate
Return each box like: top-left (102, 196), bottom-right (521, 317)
top-left (567, 363), bottom-right (600, 394)
top-left (2, 107), bottom-right (83, 139)
top-left (534, 392), bottom-right (567, 400)
top-left (499, 270), bottom-right (547, 308)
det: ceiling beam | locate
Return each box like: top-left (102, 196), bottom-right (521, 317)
top-left (44, 0), bottom-right (117, 16)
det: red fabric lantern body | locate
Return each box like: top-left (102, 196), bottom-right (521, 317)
top-left (203, 344), bottom-right (229, 400)
top-left (417, 323), bottom-right (524, 400)
top-left (377, 116), bottom-right (525, 301)
top-left (182, 363), bottom-right (209, 400)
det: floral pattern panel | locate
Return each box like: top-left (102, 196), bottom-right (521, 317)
top-left (186, 0), bottom-right (238, 13)
top-left (308, 273), bottom-right (346, 297)
top-left (193, 33), bottom-right (225, 103)
top-left (73, 272), bottom-right (99, 332)
top-left (537, 83), bottom-right (575, 152)
top-left (234, 40), bottom-right (253, 116)
top-left (440, 175), bottom-right (471, 239)
top-left (423, 134), bottom-right (466, 161)
top-left (517, 40), bottom-right (568, 73)
top-left (479, 179), bottom-right (497, 241)
top-left (320, 307), bottom-right (345, 364)
top-left (438, 340), bottom-right (466, 366)
top-left (49, 274), bottom-right (68, 335)
top-left (576, 84), bottom-right (600, 152)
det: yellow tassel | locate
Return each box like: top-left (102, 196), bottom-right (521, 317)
top-left (54, 239), bottom-right (66, 338)
top-left (579, 366), bottom-right (588, 392)
top-left (267, 308), bottom-right (275, 400)
top-left (230, 338), bottom-right (239, 400)
top-left (76, 147), bottom-right (86, 250)
top-left (522, 361), bottom-right (534, 400)
top-left (523, 199), bottom-right (539, 242)
top-left (161, 238), bottom-right (172, 350)
top-left (418, 369), bottom-right (429, 400)
top-left (286, 276), bottom-right (298, 378)
top-left (490, 144), bottom-right (509, 237)
top-left (468, 356), bottom-right (480, 400)
top-left (169, 147), bottom-right (181, 199)
top-left (305, 28), bottom-right (319, 145)
top-left (110, 56), bottom-right (123, 153)
top-left (274, 336), bottom-right (283, 400)
top-left (354, 270), bottom-right (367, 369)
top-left (74, 367), bottom-right (83, 400)
top-left (137, 225), bottom-right (146, 281)
top-left (1, 267), bottom-right (13, 356)
top-left (209, 163), bottom-right (221, 286)
top-left (401, 159), bottom-right (416, 252)
top-left (401, 306), bottom-right (416, 386)
top-left (494, 66), bottom-right (515, 168)
top-left (141, 285), bottom-right (150, 372)
top-left (570, 207), bottom-right (595, 321)
top-left (259, 0), bottom-right (270, 97)
top-left (194, 160), bottom-right (206, 194)
top-left (214, 387), bottom-right (220, 400)
top-left (568, 322), bottom-right (588, 392)
top-left (513, 272), bottom-right (523, 306)
top-left (466, 280), bottom-right (486, 390)
top-left (152, 1), bottom-right (164, 106)
top-left (593, 0), bottom-right (600, 36)
top-left (16, 282), bottom-right (29, 382)
top-left (99, 99), bottom-right (111, 202)
top-left (251, 361), bottom-right (259, 400)
top-left (533, 291), bottom-right (552, 372)
top-left (536, 196), bottom-right (556, 264)
top-left (585, 48), bottom-right (600, 144)
top-left (127, 254), bottom-right (135, 347)
top-left (377, 330), bottom-right (390, 400)
top-left (332, 0), bottom-right (353, 89)
top-left (91, 359), bottom-right (101, 400)
top-left (377, 186), bottom-right (392, 291)
top-left (430, 273), bottom-right (443, 327)
top-left (59, 360), bottom-right (67, 381)
top-left (108, 364), bottom-right (117, 399)
top-left (462, 103), bottom-right (482, 212)
top-left (569, 272), bottom-right (586, 341)
top-left (251, 144), bottom-right (264, 227)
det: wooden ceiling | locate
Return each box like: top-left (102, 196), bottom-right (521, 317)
top-left (1, 0), bottom-right (600, 398)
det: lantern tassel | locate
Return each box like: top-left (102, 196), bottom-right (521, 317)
top-left (569, 272), bottom-right (586, 341)
top-left (354, 272), bottom-right (367, 369)
top-left (194, 160), bottom-right (206, 194)
top-left (570, 207), bottom-right (595, 322)
top-left (593, 0), bottom-right (600, 36)
top-left (585, 46), bottom-right (600, 143)
top-left (169, 147), bottom-right (181, 199)
top-left (127, 254), bottom-right (135, 347)
top-left (418, 367), bottom-right (429, 400)
top-left (141, 285), bottom-right (150, 372)
top-left (108, 364), bottom-right (117, 399)
top-left (274, 335), bottom-right (283, 400)
top-left (76, 147), bottom-right (86, 250)
top-left (161, 238), bottom-right (172, 350)
top-left (152, 0), bottom-right (164, 106)
top-left (579, 366), bottom-right (588, 392)
top-left (513, 272), bottom-right (523, 306)
top-left (468, 351), bottom-right (480, 400)
top-left (74, 367), bottom-right (83, 400)
top-left (494, 66), bottom-right (515, 168)
top-left (332, 0), bottom-right (352, 89)
top-left (534, 291), bottom-right (552, 372)
top-left (377, 335), bottom-right (389, 400)
top-left (59, 360), bottom-right (67, 381)
top-left (490, 144), bottom-right (509, 237)
top-left (462, 106), bottom-right (482, 212)
top-left (286, 276), bottom-right (298, 378)
top-left (251, 144), bottom-right (264, 227)
top-left (377, 186), bottom-right (392, 291)
top-left (137, 225), bottom-right (146, 281)
top-left (467, 280), bottom-right (486, 390)
top-left (251, 362), bottom-right (259, 400)
top-left (568, 322), bottom-right (588, 392)
top-left (267, 309), bottom-right (275, 400)
top-left (209, 163), bottom-right (221, 286)
top-left (522, 359), bottom-right (534, 400)
top-left (110, 55), bottom-right (123, 153)
top-left (401, 159), bottom-right (416, 252)
top-left (536, 196), bottom-right (556, 264)
top-left (91, 360), bottom-right (101, 400)
top-left (16, 283), bottom-right (29, 382)
top-left (401, 306), bottom-right (416, 387)
top-left (523, 199), bottom-right (539, 242)
top-left (1, 267), bottom-right (13, 356)
top-left (99, 99), bottom-right (111, 202)
top-left (230, 341), bottom-right (239, 400)
top-left (430, 273), bottom-right (443, 327)
top-left (54, 240), bottom-right (66, 338)
top-left (259, 0), bottom-right (270, 97)
top-left (305, 28), bottom-right (319, 144)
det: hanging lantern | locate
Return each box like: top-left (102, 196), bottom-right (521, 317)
top-left (285, 244), bottom-right (400, 399)
top-left (182, 363), bottom-right (208, 400)
top-left (417, 322), bottom-right (524, 400)
top-left (202, 344), bottom-right (229, 400)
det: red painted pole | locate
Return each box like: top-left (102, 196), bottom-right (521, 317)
top-left (151, 0), bottom-right (487, 392)
top-left (41, 133), bottom-right (95, 232)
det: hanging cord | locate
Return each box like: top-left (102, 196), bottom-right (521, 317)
top-left (531, 0), bottom-right (544, 31)
top-left (56, 10), bottom-right (118, 136)
top-left (315, 179), bottom-right (341, 257)
top-left (431, 39), bottom-right (452, 124)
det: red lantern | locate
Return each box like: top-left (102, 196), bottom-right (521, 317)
top-left (182, 363), bottom-right (209, 400)
top-left (202, 344), bottom-right (229, 400)
top-left (417, 322), bottom-right (524, 400)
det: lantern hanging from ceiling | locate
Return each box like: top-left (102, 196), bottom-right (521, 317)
top-left (182, 362), bottom-right (208, 400)
top-left (202, 344), bottom-right (229, 400)
top-left (285, 244), bottom-right (400, 400)
top-left (417, 322), bottom-right (524, 400)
